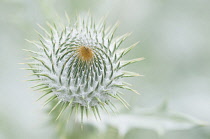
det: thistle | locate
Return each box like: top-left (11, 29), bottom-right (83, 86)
top-left (25, 14), bottom-right (143, 122)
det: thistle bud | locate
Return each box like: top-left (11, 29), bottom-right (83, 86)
top-left (25, 15), bottom-right (143, 121)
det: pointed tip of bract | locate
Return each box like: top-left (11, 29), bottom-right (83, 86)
top-left (65, 11), bottom-right (71, 25)
top-left (18, 63), bottom-right (26, 65)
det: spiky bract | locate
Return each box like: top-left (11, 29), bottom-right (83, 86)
top-left (25, 14), bottom-right (143, 121)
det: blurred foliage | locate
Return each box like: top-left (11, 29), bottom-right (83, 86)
top-left (47, 100), bottom-right (206, 139)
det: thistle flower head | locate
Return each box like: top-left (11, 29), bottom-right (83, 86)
top-left (77, 46), bottom-right (94, 62)
top-left (25, 14), bottom-right (143, 121)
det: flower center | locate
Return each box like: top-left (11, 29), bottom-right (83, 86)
top-left (77, 46), bottom-right (94, 62)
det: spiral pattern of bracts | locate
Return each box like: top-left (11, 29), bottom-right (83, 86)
top-left (25, 15), bottom-right (143, 121)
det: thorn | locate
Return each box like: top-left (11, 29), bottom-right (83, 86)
top-left (49, 100), bottom-right (61, 115)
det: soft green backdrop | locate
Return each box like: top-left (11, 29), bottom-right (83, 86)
top-left (0, 0), bottom-right (210, 139)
